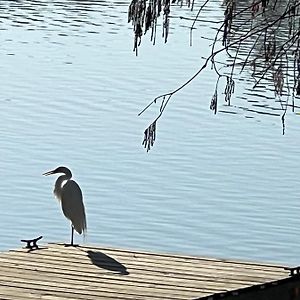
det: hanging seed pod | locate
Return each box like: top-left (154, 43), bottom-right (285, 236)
top-left (224, 76), bottom-right (235, 105)
top-left (162, 0), bottom-right (170, 43)
top-left (251, 1), bottom-right (260, 17)
top-left (145, 4), bottom-right (152, 33)
top-left (273, 66), bottom-right (284, 96)
top-left (128, 0), bottom-right (173, 54)
top-left (296, 80), bottom-right (300, 95)
top-left (222, 1), bottom-right (234, 46)
top-left (157, 0), bottom-right (162, 16)
top-left (142, 121), bottom-right (157, 151)
top-left (133, 22), bottom-right (143, 55)
top-left (210, 89), bottom-right (218, 114)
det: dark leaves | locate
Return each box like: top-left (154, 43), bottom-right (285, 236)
top-left (142, 121), bottom-right (156, 152)
top-left (273, 66), bottom-right (284, 96)
top-left (224, 76), bottom-right (235, 105)
top-left (128, 0), bottom-right (171, 53)
top-left (223, 0), bottom-right (234, 46)
top-left (210, 89), bottom-right (218, 114)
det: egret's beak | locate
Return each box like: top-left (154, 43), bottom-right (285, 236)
top-left (43, 170), bottom-right (55, 176)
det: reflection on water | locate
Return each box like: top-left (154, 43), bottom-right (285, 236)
top-left (1, 0), bottom-right (300, 267)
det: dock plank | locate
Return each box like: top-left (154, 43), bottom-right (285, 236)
top-left (5, 246), bottom-right (286, 279)
top-left (0, 243), bottom-right (291, 300)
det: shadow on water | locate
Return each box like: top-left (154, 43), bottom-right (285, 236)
top-left (87, 250), bottom-right (129, 275)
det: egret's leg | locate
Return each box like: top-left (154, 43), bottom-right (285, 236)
top-left (70, 226), bottom-right (74, 246)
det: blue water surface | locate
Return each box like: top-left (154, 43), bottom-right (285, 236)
top-left (1, 0), bottom-right (300, 266)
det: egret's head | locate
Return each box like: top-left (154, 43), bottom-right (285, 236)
top-left (43, 166), bottom-right (72, 178)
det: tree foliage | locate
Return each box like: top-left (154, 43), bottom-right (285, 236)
top-left (128, 0), bottom-right (300, 151)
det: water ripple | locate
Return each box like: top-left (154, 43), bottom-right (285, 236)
top-left (0, 0), bottom-right (300, 267)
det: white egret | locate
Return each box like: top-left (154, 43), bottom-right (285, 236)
top-left (43, 166), bottom-right (87, 246)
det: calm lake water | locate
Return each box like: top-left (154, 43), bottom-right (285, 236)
top-left (1, 0), bottom-right (300, 266)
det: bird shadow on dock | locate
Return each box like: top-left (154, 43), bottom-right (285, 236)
top-left (87, 250), bottom-right (129, 275)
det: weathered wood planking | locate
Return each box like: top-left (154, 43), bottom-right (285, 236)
top-left (0, 243), bottom-right (290, 300)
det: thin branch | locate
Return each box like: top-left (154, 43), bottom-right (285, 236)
top-left (136, 0), bottom-right (300, 150)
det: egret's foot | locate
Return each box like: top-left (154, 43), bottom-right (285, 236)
top-left (64, 243), bottom-right (79, 247)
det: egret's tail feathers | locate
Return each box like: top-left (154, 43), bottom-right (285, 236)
top-left (73, 218), bottom-right (87, 235)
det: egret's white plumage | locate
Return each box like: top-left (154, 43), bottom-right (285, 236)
top-left (43, 166), bottom-right (87, 245)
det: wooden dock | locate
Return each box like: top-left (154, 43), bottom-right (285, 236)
top-left (0, 243), bottom-right (296, 300)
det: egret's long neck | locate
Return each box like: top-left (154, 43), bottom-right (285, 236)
top-left (53, 174), bottom-right (71, 200)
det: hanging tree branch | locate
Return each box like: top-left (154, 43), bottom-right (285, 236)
top-left (128, 0), bottom-right (300, 150)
